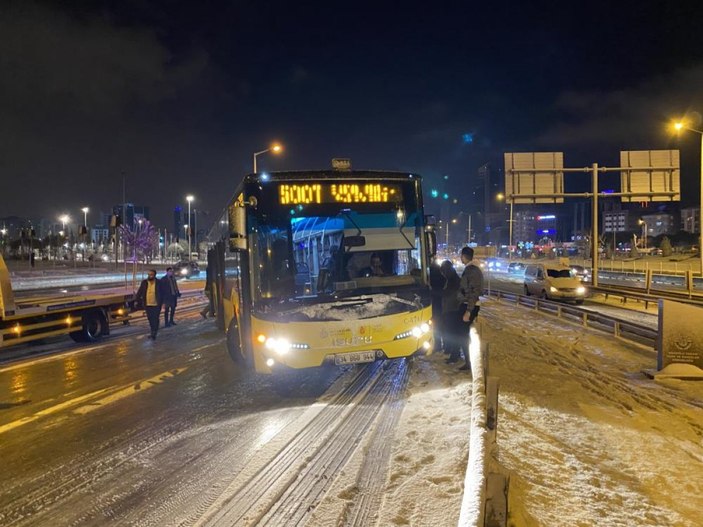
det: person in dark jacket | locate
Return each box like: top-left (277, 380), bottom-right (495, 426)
top-left (429, 260), bottom-right (446, 347)
top-left (439, 260), bottom-right (461, 358)
top-left (136, 269), bottom-right (163, 340)
top-left (161, 267), bottom-right (181, 327)
top-left (447, 247), bottom-right (484, 369)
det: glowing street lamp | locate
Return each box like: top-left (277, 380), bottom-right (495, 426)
top-left (59, 214), bottom-right (70, 231)
top-left (253, 143), bottom-right (283, 173)
top-left (81, 207), bottom-right (89, 227)
top-left (672, 119), bottom-right (703, 276)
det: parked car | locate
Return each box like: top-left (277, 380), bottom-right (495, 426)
top-left (524, 263), bottom-right (586, 303)
top-left (569, 265), bottom-right (591, 282)
top-left (508, 262), bottom-right (526, 274)
top-left (481, 257), bottom-right (504, 272)
top-left (175, 260), bottom-right (201, 279)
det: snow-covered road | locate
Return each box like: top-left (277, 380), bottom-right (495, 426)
top-left (476, 299), bottom-right (703, 527)
top-left (2, 295), bottom-right (701, 526)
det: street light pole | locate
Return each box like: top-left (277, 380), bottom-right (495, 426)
top-left (673, 121), bottom-right (703, 277)
top-left (508, 199), bottom-right (514, 260)
top-left (186, 195), bottom-right (194, 259)
top-left (253, 143), bottom-right (283, 173)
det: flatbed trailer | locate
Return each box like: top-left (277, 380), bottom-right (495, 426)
top-left (0, 255), bottom-right (133, 348)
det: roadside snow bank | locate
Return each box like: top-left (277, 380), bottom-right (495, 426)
top-left (458, 327), bottom-right (488, 527)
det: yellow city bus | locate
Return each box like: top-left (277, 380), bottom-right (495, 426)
top-left (208, 165), bottom-right (437, 374)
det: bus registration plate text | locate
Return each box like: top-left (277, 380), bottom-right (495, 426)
top-left (334, 351), bottom-right (376, 366)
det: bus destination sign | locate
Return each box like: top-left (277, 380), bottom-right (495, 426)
top-left (278, 182), bottom-right (402, 205)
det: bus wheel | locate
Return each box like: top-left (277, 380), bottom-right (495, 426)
top-left (70, 311), bottom-right (107, 343)
top-left (226, 317), bottom-right (252, 369)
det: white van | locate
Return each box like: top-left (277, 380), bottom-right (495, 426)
top-left (523, 263), bottom-right (586, 304)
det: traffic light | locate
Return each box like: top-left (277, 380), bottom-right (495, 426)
top-left (431, 189), bottom-right (439, 198)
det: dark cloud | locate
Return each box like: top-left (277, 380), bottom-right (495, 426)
top-left (0, 2), bottom-right (207, 117)
top-left (0, 2), bottom-right (218, 225)
top-left (1, 1), bottom-right (702, 227)
top-left (535, 64), bottom-right (703, 150)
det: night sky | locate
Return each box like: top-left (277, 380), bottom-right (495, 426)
top-left (1, 1), bottom-right (703, 228)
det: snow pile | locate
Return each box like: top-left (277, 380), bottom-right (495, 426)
top-left (289, 294), bottom-right (413, 321)
top-left (458, 327), bottom-right (488, 527)
top-left (372, 354), bottom-right (474, 526)
top-left (480, 299), bottom-right (703, 526)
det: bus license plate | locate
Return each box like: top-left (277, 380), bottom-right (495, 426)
top-left (334, 351), bottom-right (376, 366)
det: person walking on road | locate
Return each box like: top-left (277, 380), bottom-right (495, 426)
top-left (447, 247), bottom-right (483, 370)
top-left (200, 257), bottom-right (214, 319)
top-left (161, 267), bottom-right (181, 327)
top-left (136, 269), bottom-right (163, 340)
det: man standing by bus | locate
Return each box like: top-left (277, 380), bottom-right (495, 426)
top-left (136, 269), bottom-right (163, 340)
top-left (446, 247), bottom-right (483, 369)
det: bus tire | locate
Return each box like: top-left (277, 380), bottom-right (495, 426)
top-left (70, 310), bottom-right (107, 343)
top-left (226, 317), bottom-right (253, 369)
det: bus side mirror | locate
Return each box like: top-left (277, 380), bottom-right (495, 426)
top-left (426, 231), bottom-right (437, 257)
top-left (228, 202), bottom-right (248, 251)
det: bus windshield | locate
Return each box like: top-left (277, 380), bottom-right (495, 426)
top-left (247, 179), bottom-right (425, 313)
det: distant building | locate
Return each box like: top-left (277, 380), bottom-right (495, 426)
top-left (513, 210), bottom-right (536, 243)
top-left (641, 213), bottom-right (675, 237)
top-left (112, 203), bottom-right (150, 229)
top-left (534, 213), bottom-right (558, 242)
top-left (681, 207), bottom-right (700, 234)
top-left (173, 206), bottom-right (183, 241)
top-left (602, 210), bottom-right (639, 233)
top-left (91, 225), bottom-right (110, 247)
top-left (0, 216), bottom-right (33, 238)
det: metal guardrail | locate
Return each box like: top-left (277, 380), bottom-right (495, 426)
top-left (487, 289), bottom-right (658, 350)
top-left (589, 285), bottom-right (703, 309)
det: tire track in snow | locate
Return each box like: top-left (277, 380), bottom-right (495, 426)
top-left (193, 360), bottom-right (410, 527)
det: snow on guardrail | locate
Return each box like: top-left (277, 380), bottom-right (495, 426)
top-left (458, 327), bottom-right (488, 527)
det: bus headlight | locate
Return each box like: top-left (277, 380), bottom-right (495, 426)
top-left (265, 337), bottom-right (291, 355)
top-left (263, 336), bottom-right (309, 354)
top-left (396, 322), bottom-right (431, 340)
